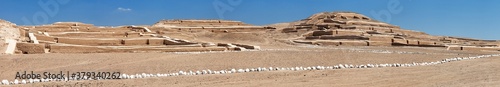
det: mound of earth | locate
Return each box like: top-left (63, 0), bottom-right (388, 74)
top-left (278, 12), bottom-right (500, 51)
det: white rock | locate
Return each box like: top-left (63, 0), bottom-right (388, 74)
top-left (189, 71), bottom-right (194, 75)
top-left (33, 79), bottom-right (40, 83)
top-left (129, 75), bottom-right (135, 79)
top-left (1, 80), bottom-right (9, 85)
top-left (207, 70), bottom-right (213, 74)
top-left (196, 71), bottom-right (202, 75)
top-left (237, 69), bottom-right (245, 73)
top-left (13, 79), bottom-right (19, 85)
top-left (179, 71), bottom-right (184, 75)
top-left (202, 70), bottom-right (208, 74)
top-left (338, 64), bottom-right (345, 69)
top-left (40, 78), bottom-right (46, 82)
top-left (318, 66), bottom-right (325, 70)
top-left (28, 79), bottom-right (34, 83)
top-left (231, 69), bottom-right (237, 73)
top-left (359, 65), bottom-right (365, 68)
top-left (334, 65), bottom-right (340, 69)
top-left (121, 74), bottom-right (128, 79)
top-left (245, 68), bottom-right (250, 72)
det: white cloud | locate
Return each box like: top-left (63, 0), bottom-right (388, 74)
top-left (117, 7), bottom-right (132, 12)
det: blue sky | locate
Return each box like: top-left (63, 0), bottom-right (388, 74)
top-left (0, 0), bottom-right (499, 40)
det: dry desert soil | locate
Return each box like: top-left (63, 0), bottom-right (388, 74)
top-left (1, 45), bottom-right (500, 87)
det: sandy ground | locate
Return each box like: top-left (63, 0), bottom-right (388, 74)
top-left (0, 30), bottom-right (499, 87)
top-left (1, 45), bottom-right (499, 87)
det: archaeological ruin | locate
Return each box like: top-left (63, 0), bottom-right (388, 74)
top-left (1, 12), bottom-right (499, 55)
top-left (280, 12), bottom-right (500, 51)
top-left (2, 20), bottom-right (265, 54)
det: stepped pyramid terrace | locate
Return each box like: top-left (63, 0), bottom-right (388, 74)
top-left (0, 11), bottom-right (499, 87)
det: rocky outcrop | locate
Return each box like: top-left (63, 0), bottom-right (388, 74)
top-left (0, 19), bottom-right (20, 54)
top-left (0, 19), bottom-right (19, 40)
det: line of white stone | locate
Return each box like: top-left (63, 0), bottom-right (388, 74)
top-left (1, 54), bottom-right (499, 85)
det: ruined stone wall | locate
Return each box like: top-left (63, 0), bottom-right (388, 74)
top-left (447, 46), bottom-right (500, 52)
top-left (367, 35), bottom-right (394, 46)
top-left (34, 34), bottom-right (56, 42)
top-left (57, 38), bottom-right (123, 46)
top-left (16, 43), bottom-right (45, 54)
top-left (312, 40), bottom-right (369, 46)
top-left (49, 44), bottom-right (227, 53)
top-left (153, 20), bottom-right (252, 27)
top-left (123, 39), bottom-right (149, 46)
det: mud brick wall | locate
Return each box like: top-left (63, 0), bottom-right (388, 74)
top-left (392, 29), bottom-right (426, 36)
top-left (372, 28), bottom-right (392, 33)
top-left (319, 35), bottom-right (368, 40)
top-left (335, 30), bottom-right (364, 36)
top-left (392, 39), bottom-right (407, 45)
top-left (407, 40), bottom-right (419, 46)
top-left (462, 47), bottom-right (500, 51)
top-left (148, 38), bottom-right (165, 46)
top-left (145, 47), bottom-right (228, 52)
top-left (51, 33), bottom-right (126, 38)
top-left (50, 44), bottom-right (227, 53)
top-left (305, 36), bottom-right (321, 39)
top-left (123, 39), bottom-right (149, 46)
top-left (49, 45), bottom-right (113, 53)
top-left (232, 43), bottom-right (260, 50)
top-left (34, 34), bottom-right (56, 42)
top-left (418, 40), bottom-right (436, 46)
top-left (341, 41), bottom-right (368, 46)
top-left (369, 35), bottom-right (393, 42)
top-left (446, 46), bottom-right (462, 50)
top-left (57, 38), bottom-right (122, 46)
top-left (368, 41), bottom-right (392, 46)
top-left (164, 39), bottom-right (181, 45)
top-left (16, 43), bottom-right (45, 54)
top-left (312, 31), bottom-right (334, 36)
